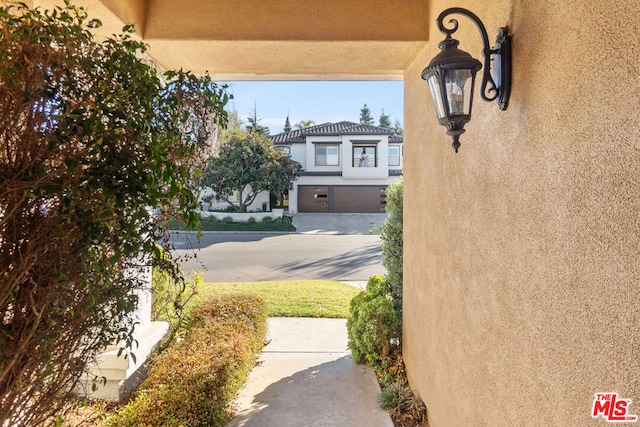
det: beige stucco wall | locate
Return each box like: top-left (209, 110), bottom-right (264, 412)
top-left (403, 0), bottom-right (640, 426)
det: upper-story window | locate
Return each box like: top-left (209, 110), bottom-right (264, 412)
top-left (315, 145), bottom-right (340, 166)
top-left (353, 145), bottom-right (377, 167)
top-left (389, 146), bottom-right (401, 166)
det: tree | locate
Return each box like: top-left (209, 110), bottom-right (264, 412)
top-left (359, 103), bottom-right (374, 125)
top-left (393, 118), bottom-right (404, 135)
top-left (283, 114), bottom-right (292, 132)
top-left (245, 104), bottom-right (270, 135)
top-left (381, 178), bottom-right (403, 316)
top-left (202, 132), bottom-right (300, 212)
top-left (215, 108), bottom-right (243, 151)
top-left (379, 108), bottom-right (392, 129)
top-left (0, 3), bottom-right (228, 425)
top-left (294, 119), bottom-right (315, 130)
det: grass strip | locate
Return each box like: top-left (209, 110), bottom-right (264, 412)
top-left (200, 280), bottom-right (362, 318)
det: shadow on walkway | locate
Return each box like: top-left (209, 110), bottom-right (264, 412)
top-left (227, 318), bottom-right (392, 427)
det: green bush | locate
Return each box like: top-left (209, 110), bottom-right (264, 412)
top-left (274, 215), bottom-right (292, 225)
top-left (246, 216), bottom-right (257, 224)
top-left (200, 215), bottom-right (220, 225)
top-left (0, 2), bottom-right (228, 423)
top-left (221, 215), bottom-right (234, 223)
top-left (381, 178), bottom-right (403, 316)
top-left (108, 294), bottom-right (268, 427)
top-left (261, 216), bottom-right (273, 223)
top-left (347, 275), bottom-right (401, 367)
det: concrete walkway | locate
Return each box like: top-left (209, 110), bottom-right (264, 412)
top-left (227, 318), bottom-right (393, 427)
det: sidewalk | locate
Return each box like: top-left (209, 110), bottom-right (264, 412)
top-left (227, 318), bottom-right (393, 427)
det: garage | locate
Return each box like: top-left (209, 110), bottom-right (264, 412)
top-left (298, 185), bottom-right (387, 213)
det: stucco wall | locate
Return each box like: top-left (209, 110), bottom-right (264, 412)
top-left (403, 0), bottom-right (640, 426)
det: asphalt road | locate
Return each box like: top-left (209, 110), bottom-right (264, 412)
top-left (167, 232), bottom-right (384, 282)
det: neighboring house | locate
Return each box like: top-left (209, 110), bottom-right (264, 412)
top-left (271, 121), bottom-right (403, 213)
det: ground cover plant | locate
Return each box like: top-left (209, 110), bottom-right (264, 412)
top-left (106, 294), bottom-right (268, 427)
top-left (200, 280), bottom-right (361, 318)
top-left (0, 2), bottom-right (228, 424)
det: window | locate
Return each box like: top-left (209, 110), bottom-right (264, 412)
top-left (277, 146), bottom-right (291, 155)
top-left (389, 146), bottom-right (401, 166)
top-left (315, 145), bottom-right (339, 166)
top-left (353, 146), bottom-right (376, 167)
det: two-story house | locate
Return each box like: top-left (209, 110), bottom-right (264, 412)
top-left (271, 121), bottom-right (403, 213)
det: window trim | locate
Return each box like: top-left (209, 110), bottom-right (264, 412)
top-left (314, 144), bottom-right (340, 166)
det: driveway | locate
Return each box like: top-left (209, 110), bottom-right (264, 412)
top-left (291, 213), bottom-right (387, 234)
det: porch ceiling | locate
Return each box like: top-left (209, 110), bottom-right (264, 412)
top-left (32, 0), bottom-right (429, 79)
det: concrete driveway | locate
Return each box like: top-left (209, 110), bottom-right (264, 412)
top-left (291, 213), bottom-right (387, 234)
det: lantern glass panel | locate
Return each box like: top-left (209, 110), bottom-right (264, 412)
top-left (445, 69), bottom-right (473, 115)
top-left (427, 75), bottom-right (446, 119)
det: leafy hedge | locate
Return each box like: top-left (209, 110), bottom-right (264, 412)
top-left (347, 275), bottom-right (401, 367)
top-left (381, 178), bottom-right (403, 316)
top-left (0, 2), bottom-right (228, 423)
top-left (107, 294), bottom-right (268, 427)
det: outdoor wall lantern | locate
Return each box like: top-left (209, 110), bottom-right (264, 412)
top-left (421, 7), bottom-right (512, 152)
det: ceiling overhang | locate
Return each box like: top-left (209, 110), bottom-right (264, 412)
top-left (28, 0), bottom-right (429, 80)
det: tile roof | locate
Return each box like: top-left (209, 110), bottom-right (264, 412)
top-left (271, 121), bottom-right (402, 144)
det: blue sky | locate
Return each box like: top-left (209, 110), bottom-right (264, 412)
top-left (218, 81), bottom-right (404, 135)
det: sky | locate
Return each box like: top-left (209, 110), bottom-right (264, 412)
top-left (218, 81), bottom-right (404, 135)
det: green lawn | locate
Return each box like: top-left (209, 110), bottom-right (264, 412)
top-left (199, 280), bottom-right (363, 318)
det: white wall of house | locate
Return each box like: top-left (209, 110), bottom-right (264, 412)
top-left (290, 143), bottom-right (306, 169)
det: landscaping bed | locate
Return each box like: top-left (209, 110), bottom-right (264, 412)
top-left (167, 214), bottom-right (295, 232)
top-left (61, 280), bottom-right (358, 425)
top-left (106, 294), bottom-right (268, 427)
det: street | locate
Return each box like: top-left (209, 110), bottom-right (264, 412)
top-left (168, 232), bottom-right (384, 282)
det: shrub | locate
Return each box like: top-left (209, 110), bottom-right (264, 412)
top-left (221, 215), bottom-right (234, 223)
top-left (275, 215), bottom-right (292, 225)
top-left (107, 294), bottom-right (268, 427)
top-left (381, 178), bottom-right (403, 317)
top-left (261, 216), bottom-right (273, 223)
top-left (200, 215), bottom-right (219, 225)
top-left (246, 216), bottom-right (257, 224)
top-left (347, 275), bottom-right (401, 367)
